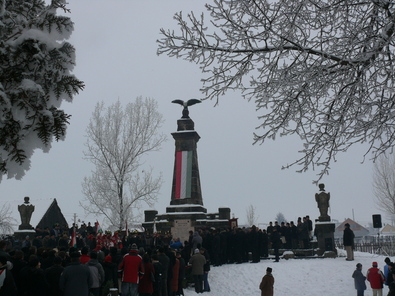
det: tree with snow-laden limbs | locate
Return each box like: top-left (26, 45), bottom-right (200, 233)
top-left (0, 203), bottom-right (16, 235)
top-left (246, 204), bottom-right (259, 226)
top-left (81, 97), bottom-right (166, 231)
top-left (157, 0), bottom-right (395, 181)
top-left (372, 153), bottom-right (395, 222)
top-left (0, 0), bottom-right (84, 180)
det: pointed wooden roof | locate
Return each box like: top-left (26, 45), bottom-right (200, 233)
top-left (381, 224), bottom-right (395, 234)
top-left (335, 218), bottom-right (370, 237)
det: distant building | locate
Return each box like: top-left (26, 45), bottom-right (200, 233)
top-left (334, 218), bottom-right (370, 238)
top-left (381, 224), bottom-right (395, 236)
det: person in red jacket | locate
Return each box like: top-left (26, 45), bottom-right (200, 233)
top-left (119, 244), bottom-right (144, 296)
top-left (367, 261), bottom-right (385, 296)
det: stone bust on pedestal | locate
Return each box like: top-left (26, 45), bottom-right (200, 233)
top-left (18, 196), bottom-right (35, 230)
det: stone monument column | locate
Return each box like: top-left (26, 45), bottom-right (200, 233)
top-left (314, 184), bottom-right (336, 256)
top-left (170, 117), bottom-right (203, 206)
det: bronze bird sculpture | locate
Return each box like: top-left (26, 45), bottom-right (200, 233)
top-left (172, 99), bottom-right (201, 118)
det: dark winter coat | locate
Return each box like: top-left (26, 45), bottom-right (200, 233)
top-left (0, 266), bottom-right (17, 296)
top-left (138, 262), bottom-right (155, 294)
top-left (45, 264), bottom-right (64, 296)
top-left (157, 253), bottom-right (169, 282)
top-left (102, 260), bottom-right (118, 288)
top-left (352, 268), bottom-right (366, 291)
top-left (259, 273), bottom-right (274, 296)
top-left (20, 266), bottom-right (48, 296)
top-left (192, 232), bottom-right (203, 250)
top-left (10, 257), bottom-right (27, 293)
top-left (343, 227), bottom-right (355, 247)
top-left (388, 280), bottom-right (395, 296)
top-left (86, 258), bottom-right (105, 288)
top-left (152, 261), bottom-right (163, 295)
top-left (59, 261), bottom-right (93, 296)
top-left (270, 231), bottom-right (282, 249)
top-left (189, 253), bottom-right (206, 275)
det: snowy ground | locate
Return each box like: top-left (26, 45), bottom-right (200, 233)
top-left (182, 249), bottom-right (390, 295)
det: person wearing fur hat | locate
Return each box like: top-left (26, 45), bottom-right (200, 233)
top-left (259, 267), bottom-right (274, 296)
top-left (352, 263), bottom-right (366, 296)
top-left (366, 261), bottom-right (385, 296)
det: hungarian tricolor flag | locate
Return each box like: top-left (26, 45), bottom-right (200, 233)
top-left (70, 227), bottom-right (76, 247)
top-left (175, 150), bottom-right (192, 199)
top-left (96, 221), bottom-right (103, 234)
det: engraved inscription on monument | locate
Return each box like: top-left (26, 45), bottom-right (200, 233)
top-left (171, 219), bottom-right (194, 243)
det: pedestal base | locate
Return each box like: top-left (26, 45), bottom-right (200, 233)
top-left (315, 222), bottom-right (336, 256)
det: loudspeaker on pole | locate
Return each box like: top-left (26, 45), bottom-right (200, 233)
top-left (372, 214), bottom-right (382, 228)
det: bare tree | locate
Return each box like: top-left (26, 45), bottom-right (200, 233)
top-left (158, 1), bottom-right (395, 181)
top-left (0, 204), bottom-right (17, 235)
top-left (373, 154), bottom-right (395, 221)
top-left (246, 204), bottom-right (259, 226)
top-left (81, 97), bottom-right (166, 230)
top-left (275, 212), bottom-right (287, 224)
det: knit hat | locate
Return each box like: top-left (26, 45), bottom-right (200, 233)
top-left (194, 248), bottom-right (200, 254)
top-left (356, 263), bottom-right (362, 269)
top-left (372, 261), bottom-right (378, 267)
top-left (131, 243), bottom-right (138, 251)
top-left (104, 255), bottom-right (112, 263)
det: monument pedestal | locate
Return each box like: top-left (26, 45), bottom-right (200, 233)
top-left (315, 222), bottom-right (336, 256)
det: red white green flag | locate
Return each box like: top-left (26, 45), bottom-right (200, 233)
top-left (175, 150), bottom-right (192, 199)
top-left (70, 227), bottom-right (76, 247)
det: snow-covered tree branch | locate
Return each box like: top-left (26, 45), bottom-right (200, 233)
top-left (373, 154), bottom-right (395, 220)
top-left (81, 97), bottom-right (166, 230)
top-left (0, 203), bottom-right (17, 235)
top-left (0, 0), bottom-right (84, 180)
top-left (157, 0), bottom-right (395, 181)
top-left (246, 204), bottom-right (259, 226)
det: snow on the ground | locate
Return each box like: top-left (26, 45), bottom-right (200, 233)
top-left (183, 249), bottom-right (390, 295)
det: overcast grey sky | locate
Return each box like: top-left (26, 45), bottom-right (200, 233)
top-left (1, 1), bottom-right (384, 229)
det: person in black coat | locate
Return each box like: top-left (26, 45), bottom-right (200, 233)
top-left (249, 225), bottom-right (261, 263)
top-left (0, 255), bottom-right (17, 296)
top-left (343, 223), bottom-right (355, 261)
top-left (19, 256), bottom-right (48, 296)
top-left (45, 256), bottom-right (64, 296)
top-left (10, 250), bottom-right (27, 296)
top-left (59, 252), bottom-right (93, 296)
top-left (211, 230), bottom-right (221, 266)
top-left (271, 228), bottom-right (282, 262)
top-left (152, 254), bottom-right (163, 296)
top-left (176, 252), bottom-right (185, 296)
top-left (102, 254), bottom-right (118, 290)
top-left (388, 269), bottom-right (395, 296)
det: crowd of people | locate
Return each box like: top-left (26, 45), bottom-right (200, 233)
top-left (352, 258), bottom-right (395, 296)
top-left (0, 216), bottom-right (315, 296)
